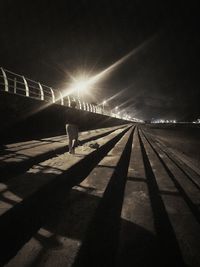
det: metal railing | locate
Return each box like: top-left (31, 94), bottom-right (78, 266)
top-left (0, 67), bottom-right (114, 116)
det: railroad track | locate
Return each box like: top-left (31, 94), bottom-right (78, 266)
top-left (0, 125), bottom-right (200, 267)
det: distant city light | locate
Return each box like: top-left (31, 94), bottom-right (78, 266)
top-left (151, 119), bottom-right (177, 124)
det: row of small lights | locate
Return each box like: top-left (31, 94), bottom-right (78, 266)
top-left (152, 119), bottom-right (200, 124)
top-left (101, 101), bottom-right (143, 122)
top-left (152, 119), bottom-right (177, 124)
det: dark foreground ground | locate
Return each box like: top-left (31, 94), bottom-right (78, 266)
top-left (0, 123), bottom-right (199, 267)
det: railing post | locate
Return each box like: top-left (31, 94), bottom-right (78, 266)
top-left (0, 67), bottom-right (9, 92)
top-left (22, 76), bottom-right (29, 96)
top-left (59, 91), bottom-right (64, 105)
top-left (14, 78), bottom-right (17, 93)
top-left (38, 83), bottom-right (44, 100)
top-left (49, 87), bottom-right (55, 103)
top-left (67, 96), bottom-right (71, 107)
top-left (78, 99), bottom-right (82, 109)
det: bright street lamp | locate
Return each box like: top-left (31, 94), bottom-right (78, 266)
top-left (71, 78), bottom-right (90, 98)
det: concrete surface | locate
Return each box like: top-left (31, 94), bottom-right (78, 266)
top-left (0, 124), bottom-right (200, 267)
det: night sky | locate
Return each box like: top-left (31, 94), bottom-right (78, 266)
top-left (1, 0), bottom-right (200, 120)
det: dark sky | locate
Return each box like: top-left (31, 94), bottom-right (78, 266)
top-left (1, 0), bottom-right (200, 120)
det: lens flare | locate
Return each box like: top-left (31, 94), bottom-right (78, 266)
top-left (63, 34), bottom-right (156, 98)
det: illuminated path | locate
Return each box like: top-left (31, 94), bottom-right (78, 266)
top-left (0, 125), bottom-right (200, 267)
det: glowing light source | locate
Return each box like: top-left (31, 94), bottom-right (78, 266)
top-left (69, 74), bottom-right (92, 98)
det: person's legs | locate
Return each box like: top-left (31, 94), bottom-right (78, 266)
top-left (68, 138), bottom-right (73, 153)
top-left (67, 124), bottom-right (78, 154)
top-left (71, 139), bottom-right (76, 154)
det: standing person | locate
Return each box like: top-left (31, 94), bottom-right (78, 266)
top-left (66, 100), bottom-right (79, 154)
top-left (66, 123), bottom-right (78, 154)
